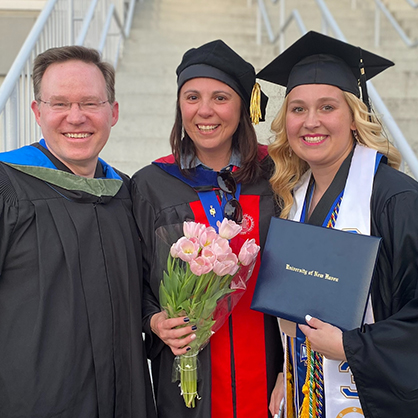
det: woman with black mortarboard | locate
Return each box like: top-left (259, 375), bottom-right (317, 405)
top-left (131, 40), bottom-right (283, 418)
top-left (257, 31), bottom-right (418, 418)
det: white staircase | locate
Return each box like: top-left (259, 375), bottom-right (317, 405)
top-left (100, 0), bottom-right (418, 176)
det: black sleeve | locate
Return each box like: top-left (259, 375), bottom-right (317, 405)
top-left (343, 184), bottom-right (418, 418)
top-left (0, 165), bottom-right (19, 273)
top-left (130, 175), bottom-right (165, 360)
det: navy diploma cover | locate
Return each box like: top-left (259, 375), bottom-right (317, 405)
top-left (251, 217), bottom-right (381, 331)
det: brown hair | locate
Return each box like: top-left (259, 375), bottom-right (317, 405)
top-left (33, 45), bottom-right (115, 103)
top-left (169, 98), bottom-right (263, 184)
top-left (269, 91), bottom-right (402, 219)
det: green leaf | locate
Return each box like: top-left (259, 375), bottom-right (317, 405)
top-left (177, 272), bottom-right (199, 305)
top-left (179, 298), bottom-right (191, 314)
top-left (159, 281), bottom-right (168, 307)
top-left (162, 270), bottom-right (175, 297)
top-left (193, 272), bottom-right (214, 300)
top-left (199, 294), bottom-right (219, 319)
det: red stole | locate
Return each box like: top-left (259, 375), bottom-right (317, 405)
top-left (190, 195), bottom-right (268, 418)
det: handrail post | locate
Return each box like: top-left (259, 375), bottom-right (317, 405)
top-left (69, 0), bottom-right (74, 44)
top-left (0, 0), bottom-right (138, 152)
top-left (76, 0), bottom-right (100, 46)
top-left (256, 0), bottom-right (275, 42)
top-left (406, 0), bottom-right (418, 8)
top-left (368, 82), bottom-right (418, 179)
top-left (98, 4), bottom-right (115, 53)
top-left (0, 0), bottom-right (59, 113)
top-left (124, 0), bottom-right (137, 37)
top-left (6, 89), bottom-right (18, 150)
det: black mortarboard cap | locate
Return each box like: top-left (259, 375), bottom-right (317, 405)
top-left (176, 40), bottom-right (268, 124)
top-left (256, 31), bottom-right (394, 110)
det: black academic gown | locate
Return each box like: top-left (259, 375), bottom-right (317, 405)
top-left (0, 143), bottom-right (155, 418)
top-left (131, 147), bottom-right (283, 418)
top-left (343, 163), bottom-right (418, 418)
top-left (308, 154), bottom-right (418, 418)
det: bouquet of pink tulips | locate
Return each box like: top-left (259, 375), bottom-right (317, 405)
top-left (159, 219), bottom-right (260, 408)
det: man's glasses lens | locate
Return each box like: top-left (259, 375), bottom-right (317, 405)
top-left (39, 99), bottom-right (108, 112)
top-left (217, 172), bottom-right (243, 224)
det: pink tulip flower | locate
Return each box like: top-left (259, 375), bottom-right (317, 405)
top-left (238, 239), bottom-right (260, 266)
top-left (217, 218), bottom-right (242, 240)
top-left (174, 237), bottom-right (200, 262)
top-left (183, 221), bottom-right (206, 239)
top-left (213, 252), bottom-right (239, 276)
top-left (199, 227), bottom-right (218, 248)
top-left (201, 246), bottom-right (217, 264)
top-left (190, 256), bottom-right (213, 276)
top-left (170, 242), bottom-right (179, 258)
top-left (210, 236), bottom-right (232, 258)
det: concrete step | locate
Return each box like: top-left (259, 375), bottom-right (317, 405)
top-left (134, 20), bottom-right (259, 36)
top-left (383, 0), bottom-right (418, 11)
top-left (384, 97), bottom-right (418, 120)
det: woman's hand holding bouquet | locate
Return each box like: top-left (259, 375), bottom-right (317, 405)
top-left (158, 219), bottom-right (260, 408)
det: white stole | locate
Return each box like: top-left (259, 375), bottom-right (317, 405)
top-left (284, 145), bottom-right (377, 417)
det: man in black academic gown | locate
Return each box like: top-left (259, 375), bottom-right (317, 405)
top-left (0, 46), bottom-right (155, 417)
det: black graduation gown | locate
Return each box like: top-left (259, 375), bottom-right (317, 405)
top-left (0, 145), bottom-right (156, 418)
top-left (343, 163), bottom-right (418, 418)
top-left (131, 148), bottom-right (283, 418)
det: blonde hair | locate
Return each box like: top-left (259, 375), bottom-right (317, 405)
top-left (269, 91), bottom-right (401, 219)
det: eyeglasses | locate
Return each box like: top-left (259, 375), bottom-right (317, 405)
top-left (38, 99), bottom-right (109, 113)
top-left (217, 171), bottom-right (243, 224)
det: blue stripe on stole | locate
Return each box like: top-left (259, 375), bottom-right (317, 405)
top-left (293, 151), bottom-right (383, 413)
top-left (153, 162), bottom-right (242, 232)
top-left (198, 183), bottom-right (241, 231)
top-left (198, 191), bottom-right (224, 229)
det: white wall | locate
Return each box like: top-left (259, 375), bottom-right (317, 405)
top-left (0, 1), bottom-right (46, 75)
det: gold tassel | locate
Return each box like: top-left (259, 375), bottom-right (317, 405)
top-left (286, 369), bottom-right (295, 418)
top-left (300, 338), bottom-right (316, 418)
top-left (285, 342), bottom-right (295, 418)
top-left (250, 82), bottom-right (262, 125)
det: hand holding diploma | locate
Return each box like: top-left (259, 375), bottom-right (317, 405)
top-left (298, 314), bottom-right (347, 361)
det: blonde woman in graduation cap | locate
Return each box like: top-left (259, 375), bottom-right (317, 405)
top-left (257, 31), bottom-right (418, 418)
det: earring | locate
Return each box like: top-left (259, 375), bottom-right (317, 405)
top-left (289, 148), bottom-right (293, 158)
top-left (352, 130), bottom-right (359, 142)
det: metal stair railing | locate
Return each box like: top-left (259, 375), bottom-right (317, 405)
top-left (405, 0), bottom-right (418, 7)
top-left (252, 0), bottom-right (418, 179)
top-left (0, 0), bottom-right (139, 152)
top-left (255, 0), bottom-right (307, 50)
top-left (372, 0), bottom-right (418, 48)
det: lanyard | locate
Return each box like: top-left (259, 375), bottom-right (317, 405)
top-left (197, 183), bottom-right (241, 231)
